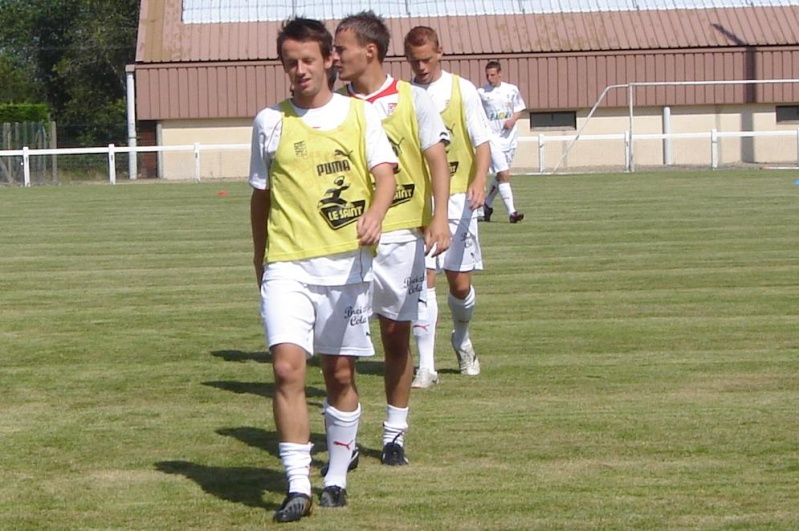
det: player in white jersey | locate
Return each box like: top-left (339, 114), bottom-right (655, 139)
top-left (333, 11), bottom-right (451, 466)
top-left (249, 17), bottom-right (397, 523)
top-left (404, 26), bottom-right (492, 387)
top-left (478, 60), bottom-right (526, 224)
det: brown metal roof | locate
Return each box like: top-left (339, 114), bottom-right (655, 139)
top-left (134, 1), bottom-right (799, 121)
top-left (137, 1), bottom-right (799, 62)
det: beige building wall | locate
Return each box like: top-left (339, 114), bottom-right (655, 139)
top-left (514, 104), bottom-right (799, 172)
top-left (153, 107), bottom-right (799, 179)
top-left (159, 119), bottom-right (251, 180)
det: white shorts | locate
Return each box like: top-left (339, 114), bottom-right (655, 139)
top-left (260, 278), bottom-right (374, 357)
top-left (424, 216), bottom-right (483, 273)
top-left (372, 237), bottom-right (427, 321)
top-left (489, 139), bottom-right (512, 174)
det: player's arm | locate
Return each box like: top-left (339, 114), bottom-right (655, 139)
top-left (250, 188), bottom-right (270, 287)
top-left (504, 110), bottom-right (523, 131)
top-left (413, 87), bottom-right (451, 256)
top-left (248, 110), bottom-right (277, 287)
top-left (469, 141), bottom-right (490, 210)
top-left (359, 162), bottom-right (396, 246)
top-left (422, 142), bottom-right (451, 256)
top-left (462, 80), bottom-right (491, 209)
top-left (505, 86), bottom-right (526, 130)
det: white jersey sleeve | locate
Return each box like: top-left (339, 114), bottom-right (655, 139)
top-left (248, 106), bottom-right (282, 191)
top-left (457, 77), bottom-right (492, 149)
top-left (410, 85), bottom-right (450, 151)
top-left (511, 83), bottom-right (526, 114)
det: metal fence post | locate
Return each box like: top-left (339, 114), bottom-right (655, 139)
top-left (194, 142), bottom-right (201, 182)
top-left (108, 144), bottom-right (117, 184)
top-left (711, 129), bottom-right (719, 169)
top-left (624, 131), bottom-right (631, 172)
top-left (538, 134), bottom-right (545, 174)
top-left (22, 146), bottom-right (31, 187)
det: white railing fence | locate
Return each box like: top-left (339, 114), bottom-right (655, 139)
top-left (550, 78), bottom-right (799, 174)
top-left (518, 128), bottom-right (799, 174)
top-left (2, 128), bottom-right (799, 186)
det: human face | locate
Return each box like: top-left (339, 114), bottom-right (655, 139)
top-left (333, 29), bottom-right (370, 83)
top-left (485, 67), bottom-right (501, 88)
top-left (405, 42), bottom-right (442, 85)
top-left (281, 38), bottom-right (333, 108)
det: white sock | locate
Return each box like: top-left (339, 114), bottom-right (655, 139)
top-left (323, 402), bottom-right (360, 489)
top-left (413, 287), bottom-right (438, 372)
top-left (383, 404), bottom-right (409, 447)
top-left (449, 286), bottom-right (475, 348)
top-left (498, 182), bottom-right (516, 214)
top-left (278, 442), bottom-right (313, 496)
top-left (485, 178), bottom-right (499, 208)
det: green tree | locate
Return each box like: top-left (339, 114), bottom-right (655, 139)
top-left (0, 0), bottom-right (138, 146)
top-left (0, 55), bottom-right (41, 103)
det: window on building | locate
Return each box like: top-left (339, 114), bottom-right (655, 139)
top-left (530, 111), bottom-right (577, 130)
top-left (776, 105), bottom-right (799, 123)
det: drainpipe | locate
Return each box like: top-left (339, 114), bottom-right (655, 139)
top-left (126, 65), bottom-right (138, 180)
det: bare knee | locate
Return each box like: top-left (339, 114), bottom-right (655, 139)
top-left (496, 170), bottom-right (511, 183)
top-left (445, 271), bottom-right (472, 300)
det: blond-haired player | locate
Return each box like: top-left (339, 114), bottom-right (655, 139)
top-left (403, 26), bottom-right (492, 387)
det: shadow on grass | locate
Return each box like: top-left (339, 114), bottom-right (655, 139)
top-left (202, 380), bottom-right (327, 401)
top-left (215, 426), bottom-right (383, 470)
top-left (216, 427), bottom-right (327, 464)
top-left (211, 350), bottom-right (387, 380)
top-left (353, 358), bottom-right (385, 377)
top-left (211, 349), bottom-right (271, 363)
top-left (154, 460), bottom-right (284, 510)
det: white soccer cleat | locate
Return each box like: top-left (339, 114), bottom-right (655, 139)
top-left (451, 332), bottom-right (480, 376)
top-left (411, 368), bottom-right (440, 389)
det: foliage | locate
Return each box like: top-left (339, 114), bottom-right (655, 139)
top-left (1, 173), bottom-right (798, 529)
top-left (0, 55), bottom-right (41, 103)
top-left (0, 103), bottom-right (49, 123)
top-left (0, 0), bottom-right (138, 146)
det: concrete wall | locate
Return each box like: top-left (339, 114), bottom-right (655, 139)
top-left (514, 104), bottom-right (799, 172)
top-left (153, 106), bottom-right (799, 179)
top-left (159, 119), bottom-right (251, 180)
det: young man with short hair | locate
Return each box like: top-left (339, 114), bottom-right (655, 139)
top-left (478, 60), bottom-right (526, 223)
top-left (249, 16), bottom-right (397, 523)
top-left (403, 26), bottom-right (492, 387)
top-left (333, 10), bottom-right (451, 463)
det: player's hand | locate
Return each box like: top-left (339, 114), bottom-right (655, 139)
top-left (425, 217), bottom-right (451, 257)
top-left (466, 181), bottom-right (486, 211)
top-left (357, 211), bottom-right (382, 246)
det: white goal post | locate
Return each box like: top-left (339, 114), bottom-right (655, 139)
top-left (538, 78), bottom-right (799, 174)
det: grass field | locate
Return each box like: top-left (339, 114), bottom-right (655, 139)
top-left (1, 170), bottom-right (798, 530)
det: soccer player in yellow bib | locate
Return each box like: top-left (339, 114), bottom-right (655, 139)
top-left (403, 26), bottom-right (492, 385)
top-left (249, 17), bottom-right (397, 523)
top-left (333, 11), bottom-right (451, 467)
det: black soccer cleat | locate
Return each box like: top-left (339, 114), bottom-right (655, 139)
top-left (381, 434), bottom-right (409, 466)
top-left (273, 492), bottom-right (313, 523)
top-left (319, 485), bottom-right (347, 508)
top-left (320, 445), bottom-right (359, 476)
top-left (509, 211), bottom-right (524, 223)
top-left (482, 205), bottom-right (494, 222)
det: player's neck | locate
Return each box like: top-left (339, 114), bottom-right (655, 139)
top-left (350, 67), bottom-right (387, 97)
top-left (292, 88), bottom-right (334, 110)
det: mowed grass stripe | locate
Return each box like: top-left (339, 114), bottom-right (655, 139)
top-left (1, 171), bottom-right (798, 530)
